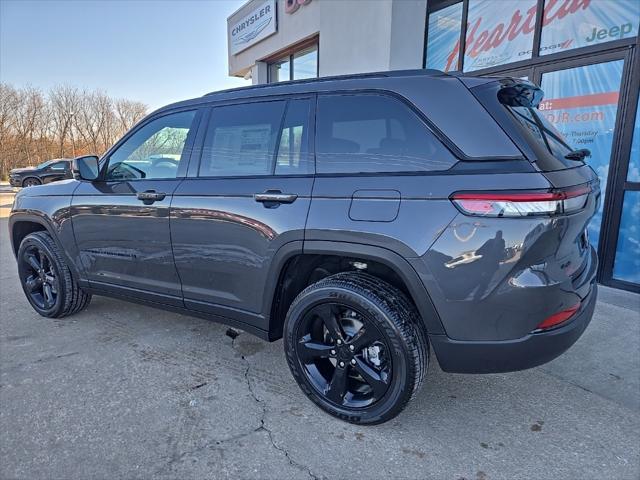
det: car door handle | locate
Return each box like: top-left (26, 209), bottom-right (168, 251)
top-left (254, 191), bottom-right (298, 205)
top-left (137, 190), bottom-right (166, 204)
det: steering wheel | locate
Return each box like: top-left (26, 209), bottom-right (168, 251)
top-left (151, 157), bottom-right (179, 168)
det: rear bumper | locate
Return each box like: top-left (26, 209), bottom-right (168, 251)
top-left (429, 283), bottom-right (597, 373)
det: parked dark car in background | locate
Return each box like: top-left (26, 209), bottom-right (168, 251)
top-left (9, 158), bottom-right (73, 187)
top-left (9, 70), bottom-right (600, 424)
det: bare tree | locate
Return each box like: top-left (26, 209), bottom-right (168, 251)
top-left (49, 85), bottom-right (81, 158)
top-left (14, 86), bottom-right (47, 165)
top-left (0, 82), bottom-right (148, 179)
top-left (115, 99), bottom-right (147, 132)
top-left (75, 90), bottom-right (113, 154)
top-left (0, 84), bottom-right (20, 175)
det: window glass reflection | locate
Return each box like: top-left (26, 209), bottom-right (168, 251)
top-left (463, 0), bottom-right (537, 72)
top-left (425, 2), bottom-right (463, 72)
top-left (269, 57), bottom-right (290, 83)
top-left (540, 60), bottom-right (624, 250)
top-left (540, 0), bottom-right (639, 56)
top-left (613, 191), bottom-right (640, 284)
top-left (293, 46), bottom-right (318, 80)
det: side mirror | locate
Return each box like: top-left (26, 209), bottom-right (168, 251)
top-left (73, 155), bottom-right (100, 181)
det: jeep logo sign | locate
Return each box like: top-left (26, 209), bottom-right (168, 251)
top-left (228, 0), bottom-right (277, 55)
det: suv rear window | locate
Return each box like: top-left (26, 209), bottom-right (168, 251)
top-left (474, 80), bottom-right (582, 171)
top-left (506, 105), bottom-right (573, 161)
top-left (316, 94), bottom-right (456, 174)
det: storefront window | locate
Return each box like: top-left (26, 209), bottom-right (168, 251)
top-left (463, 0), bottom-right (538, 72)
top-left (425, 2), bottom-right (463, 72)
top-left (613, 192), bottom-right (640, 284)
top-left (626, 101), bottom-right (640, 182)
top-left (269, 57), bottom-right (291, 83)
top-left (540, 0), bottom-right (639, 56)
top-left (269, 44), bottom-right (318, 83)
top-left (539, 60), bottom-right (624, 250)
top-left (613, 99), bottom-right (640, 284)
top-left (293, 46), bottom-right (318, 80)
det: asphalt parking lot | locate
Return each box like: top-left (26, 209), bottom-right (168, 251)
top-left (1, 190), bottom-right (639, 480)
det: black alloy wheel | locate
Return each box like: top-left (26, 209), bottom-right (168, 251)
top-left (22, 178), bottom-right (41, 187)
top-left (17, 231), bottom-right (92, 318)
top-left (295, 302), bottom-right (392, 408)
top-left (21, 245), bottom-right (59, 311)
top-left (284, 272), bottom-right (428, 424)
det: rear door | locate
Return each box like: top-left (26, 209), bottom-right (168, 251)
top-left (306, 92), bottom-right (459, 257)
top-left (71, 108), bottom-right (201, 305)
top-left (171, 96), bottom-right (314, 329)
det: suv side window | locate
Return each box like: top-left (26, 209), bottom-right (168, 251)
top-left (316, 94), bottom-right (457, 174)
top-left (48, 161), bottom-right (68, 171)
top-left (200, 101), bottom-right (286, 177)
top-left (106, 110), bottom-right (196, 181)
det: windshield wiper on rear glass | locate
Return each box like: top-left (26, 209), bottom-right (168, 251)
top-left (564, 148), bottom-right (591, 161)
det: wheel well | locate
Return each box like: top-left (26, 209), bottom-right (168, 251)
top-left (22, 177), bottom-right (41, 185)
top-left (269, 254), bottom-right (417, 340)
top-left (11, 221), bottom-right (46, 256)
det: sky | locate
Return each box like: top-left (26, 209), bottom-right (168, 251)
top-left (0, 0), bottom-right (249, 110)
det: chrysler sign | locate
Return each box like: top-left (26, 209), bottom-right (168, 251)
top-left (228, 0), bottom-right (277, 55)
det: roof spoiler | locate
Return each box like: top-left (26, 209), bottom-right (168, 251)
top-left (497, 80), bottom-right (544, 108)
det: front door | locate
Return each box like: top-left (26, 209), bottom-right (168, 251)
top-left (42, 160), bottom-right (72, 184)
top-left (171, 97), bottom-right (314, 329)
top-left (71, 109), bottom-right (200, 305)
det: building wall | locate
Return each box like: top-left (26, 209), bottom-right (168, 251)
top-left (227, 0), bottom-right (427, 83)
top-left (228, 0), bottom-right (322, 81)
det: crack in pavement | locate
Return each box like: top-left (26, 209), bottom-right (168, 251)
top-left (231, 331), bottom-right (321, 480)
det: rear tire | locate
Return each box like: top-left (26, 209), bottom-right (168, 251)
top-left (284, 272), bottom-right (428, 425)
top-left (17, 231), bottom-right (91, 318)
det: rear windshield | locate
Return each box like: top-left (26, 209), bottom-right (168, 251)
top-left (506, 106), bottom-right (574, 160)
top-left (471, 80), bottom-right (583, 171)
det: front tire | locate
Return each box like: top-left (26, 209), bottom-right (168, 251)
top-left (22, 178), bottom-right (41, 187)
top-left (17, 231), bottom-right (91, 318)
top-left (284, 272), bottom-right (428, 425)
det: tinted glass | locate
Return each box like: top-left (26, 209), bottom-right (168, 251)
top-left (276, 99), bottom-right (312, 175)
top-left (49, 161), bottom-right (69, 170)
top-left (463, 0), bottom-right (538, 72)
top-left (200, 101), bottom-right (286, 177)
top-left (106, 110), bottom-right (195, 181)
top-left (425, 2), bottom-right (463, 72)
top-left (316, 94), bottom-right (456, 174)
top-left (293, 46), bottom-right (318, 80)
top-left (37, 159), bottom-right (56, 169)
top-left (507, 105), bottom-right (573, 159)
top-left (540, 0), bottom-right (639, 56)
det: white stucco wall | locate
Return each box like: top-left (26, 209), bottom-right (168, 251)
top-left (227, 0), bottom-right (429, 84)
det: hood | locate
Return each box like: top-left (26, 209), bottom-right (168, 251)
top-left (14, 178), bottom-right (79, 198)
top-left (10, 167), bottom-right (37, 174)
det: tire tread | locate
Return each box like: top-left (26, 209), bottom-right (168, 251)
top-left (285, 271), bottom-right (429, 424)
top-left (21, 231), bottom-right (91, 318)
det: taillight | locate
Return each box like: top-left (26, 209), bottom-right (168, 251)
top-left (451, 184), bottom-right (591, 217)
top-left (534, 303), bottom-right (581, 331)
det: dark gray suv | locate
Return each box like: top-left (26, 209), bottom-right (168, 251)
top-left (9, 70), bottom-right (599, 424)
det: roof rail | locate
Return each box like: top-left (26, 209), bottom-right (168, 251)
top-left (203, 69), bottom-right (446, 97)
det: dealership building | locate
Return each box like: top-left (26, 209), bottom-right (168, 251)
top-left (227, 0), bottom-right (640, 292)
